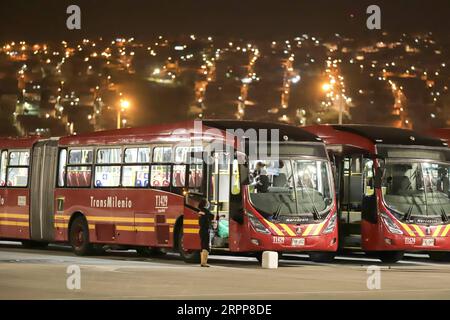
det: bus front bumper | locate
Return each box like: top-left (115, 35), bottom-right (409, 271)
top-left (248, 232), bottom-right (338, 252)
top-left (374, 234), bottom-right (450, 251)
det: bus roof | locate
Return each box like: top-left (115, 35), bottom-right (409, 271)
top-left (202, 120), bottom-right (322, 143)
top-left (0, 136), bottom-right (40, 149)
top-left (303, 124), bottom-right (447, 154)
top-left (59, 120), bottom-right (323, 146)
top-left (331, 125), bottom-right (446, 147)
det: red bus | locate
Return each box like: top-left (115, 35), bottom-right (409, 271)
top-left (0, 120), bottom-right (338, 263)
top-left (304, 125), bottom-right (450, 262)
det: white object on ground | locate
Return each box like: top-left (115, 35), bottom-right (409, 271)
top-left (261, 251), bottom-right (278, 269)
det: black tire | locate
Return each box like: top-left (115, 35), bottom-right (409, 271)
top-left (92, 244), bottom-right (105, 255)
top-left (177, 228), bottom-right (200, 263)
top-left (429, 252), bottom-right (450, 262)
top-left (136, 247), bottom-right (167, 257)
top-left (21, 240), bottom-right (49, 249)
top-left (309, 252), bottom-right (336, 263)
top-left (364, 251), bottom-right (380, 259)
top-left (378, 251), bottom-right (404, 263)
top-left (69, 216), bottom-right (93, 256)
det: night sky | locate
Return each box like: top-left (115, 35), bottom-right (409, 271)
top-left (0, 0), bottom-right (449, 41)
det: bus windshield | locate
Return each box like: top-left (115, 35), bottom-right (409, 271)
top-left (247, 158), bottom-right (333, 222)
top-left (382, 161), bottom-right (450, 221)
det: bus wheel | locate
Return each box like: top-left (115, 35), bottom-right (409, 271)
top-left (177, 229), bottom-right (200, 263)
top-left (21, 240), bottom-right (49, 249)
top-left (309, 252), bottom-right (335, 263)
top-left (136, 247), bottom-right (167, 257)
top-left (378, 251), bottom-right (404, 263)
top-left (429, 252), bottom-right (450, 262)
top-left (69, 216), bottom-right (93, 256)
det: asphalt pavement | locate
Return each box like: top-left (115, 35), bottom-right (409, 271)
top-left (1, 241), bottom-right (450, 299)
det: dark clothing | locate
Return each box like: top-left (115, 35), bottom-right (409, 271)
top-left (199, 208), bottom-right (214, 250)
top-left (256, 175), bottom-right (270, 193)
top-left (253, 169), bottom-right (261, 177)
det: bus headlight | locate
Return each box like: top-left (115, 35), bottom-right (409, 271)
top-left (380, 212), bottom-right (403, 235)
top-left (323, 213), bottom-right (337, 234)
top-left (247, 212), bottom-right (271, 234)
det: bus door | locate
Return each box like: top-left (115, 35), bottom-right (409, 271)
top-left (29, 140), bottom-right (58, 242)
top-left (340, 154), bottom-right (364, 248)
top-left (207, 152), bottom-right (230, 248)
top-left (182, 151), bottom-right (207, 250)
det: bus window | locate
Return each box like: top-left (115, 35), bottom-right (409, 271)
top-left (9, 151), bottom-right (29, 166)
top-left (7, 168), bottom-right (29, 187)
top-left (173, 165), bottom-right (186, 187)
top-left (69, 149), bottom-right (93, 164)
top-left (124, 147), bottom-right (150, 163)
top-left (7, 151), bottom-right (30, 187)
top-left (153, 147), bottom-right (172, 163)
top-left (175, 147), bottom-right (188, 163)
top-left (58, 149), bottom-right (67, 187)
top-left (122, 165), bottom-right (149, 187)
top-left (94, 166), bottom-right (121, 187)
top-left (97, 148), bottom-right (122, 164)
top-left (67, 166), bottom-right (92, 187)
top-left (363, 160), bottom-right (374, 196)
top-left (208, 153), bottom-right (230, 215)
top-left (0, 150), bottom-right (7, 186)
top-left (150, 165), bottom-right (171, 187)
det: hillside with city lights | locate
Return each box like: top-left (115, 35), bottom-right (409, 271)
top-left (0, 32), bottom-right (449, 137)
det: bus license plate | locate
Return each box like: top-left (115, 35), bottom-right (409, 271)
top-left (292, 238), bottom-right (305, 246)
top-left (422, 238), bottom-right (435, 246)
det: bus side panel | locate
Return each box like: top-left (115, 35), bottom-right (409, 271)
top-left (182, 206), bottom-right (201, 250)
top-left (54, 188), bottom-right (183, 247)
top-left (0, 188), bottom-right (30, 240)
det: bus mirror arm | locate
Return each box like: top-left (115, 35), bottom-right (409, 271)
top-left (374, 156), bottom-right (385, 189)
top-left (374, 170), bottom-right (383, 189)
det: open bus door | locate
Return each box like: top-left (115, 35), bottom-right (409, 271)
top-left (340, 154), bottom-right (365, 249)
top-left (339, 153), bottom-right (378, 250)
top-left (180, 151), bottom-right (207, 258)
top-left (180, 150), bottom-right (232, 261)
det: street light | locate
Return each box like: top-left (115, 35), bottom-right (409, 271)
top-left (117, 99), bottom-right (130, 129)
top-left (322, 83), bottom-right (331, 92)
top-left (120, 99), bottom-right (130, 109)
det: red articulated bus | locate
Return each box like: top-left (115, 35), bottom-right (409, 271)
top-left (0, 120), bottom-right (338, 263)
top-left (304, 125), bottom-right (450, 262)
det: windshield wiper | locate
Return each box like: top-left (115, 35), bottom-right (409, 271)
top-left (310, 201), bottom-right (321, 221)
top-left (403, 204), bottom-right (414, 222)
top-left (272, 200), bottom-right (283, 221)
top-left (430, 188), bottom-right (449, 223)
top-left (440, 207), bottom-right (449, 223)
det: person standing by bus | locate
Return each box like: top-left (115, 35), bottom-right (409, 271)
top-left (198, 199), bottom-right (214, 267)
